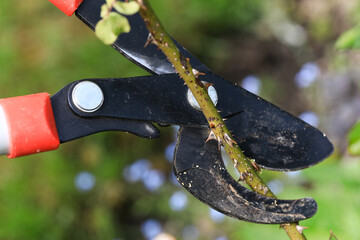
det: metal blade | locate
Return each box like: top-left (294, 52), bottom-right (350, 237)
top-left (173, 126), bottom-right (317, 224)
top-left (199, 73), bottom-right (334, 171)
top-left (226, 109), bottom-right (333, 171)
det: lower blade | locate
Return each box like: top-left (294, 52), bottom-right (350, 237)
top-left (173, 126), bottom-right (317, 224)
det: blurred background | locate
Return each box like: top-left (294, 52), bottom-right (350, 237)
top-left (1, 0), bottom-right (360, 239)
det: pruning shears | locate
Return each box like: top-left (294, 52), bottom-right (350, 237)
top-left (0, 0), bottom-right (333, 224)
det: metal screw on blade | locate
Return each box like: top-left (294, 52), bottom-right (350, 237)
top-left (187, 83), bottom-right (218, 111)
top-left (72, 81), bottom-right (104, 113)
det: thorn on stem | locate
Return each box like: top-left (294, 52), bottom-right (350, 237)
top-left (217, 136), bottom-right (222, 150)
top-left (144, 33), bottom-right (158, 48)
top-left (203, 82), bottom-right (214, 90)
top-left (192, 69), bottom-right (205, 78)
top-left (206, 131), bottom-right (217, 142)
top-left (296, 225), bottom-right (309, 234)
top-left (224, 133), bottom-right (237, 147)
top-left (251, 160), bottom-right (261, 172)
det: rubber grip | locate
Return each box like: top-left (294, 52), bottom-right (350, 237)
top-left (0, 93), bottom-right (60, 158)
top-left (48, 0), bottom-right (84, 16)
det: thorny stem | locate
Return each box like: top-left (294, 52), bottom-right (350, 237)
top-left (136, 0), bottom-right (306, 239)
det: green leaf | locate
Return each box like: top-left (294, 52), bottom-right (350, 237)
top-left (100, 4), bottom-right (109, 19)
top-left (113, 1), bottom-right (140, 15)
top-left (335, 26), bottom-right (360, 50)
top-left (348, 121), bottom-right (360, 155)
top-left (95, 12), bottom-right (131, 45)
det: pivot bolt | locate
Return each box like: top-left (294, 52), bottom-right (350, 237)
top-left (187, 83), bottom-right (218, 111)
top-left (72, 81), bottom-right (104, 113)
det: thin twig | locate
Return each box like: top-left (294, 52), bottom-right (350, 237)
top-left (329, 230), bottom-right (338, 240)
top-left (135, 0), bottom-right (307, 239)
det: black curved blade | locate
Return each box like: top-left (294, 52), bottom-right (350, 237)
top-left (173, 126), bottom-right (317, 224)
top-left (226, 110), bottom-right (333, 171)
top-left (202, 74), bottom-right (334, 171)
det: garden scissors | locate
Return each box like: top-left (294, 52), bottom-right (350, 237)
top-left (0, 0), bottom-right (333, 224)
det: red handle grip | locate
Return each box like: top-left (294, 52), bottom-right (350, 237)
top-left (48, 0), bottom-right (84, 16)
top-left (0, 93), bottom-right (60, 158)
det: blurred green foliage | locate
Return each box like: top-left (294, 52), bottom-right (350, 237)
top-left (348, 121), bottom-right (360, 155)
top-left (1, 0), bottom-right (360, 239)
top-left (335, 25), bottom-right (360, 50)
top-left (336, 23), bottom-right (360, 157)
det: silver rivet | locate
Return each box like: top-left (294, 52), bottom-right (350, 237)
top-left (72, 81), bottom-right (104, 113)
top-left (187, 83), bottom-right (218, 111)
